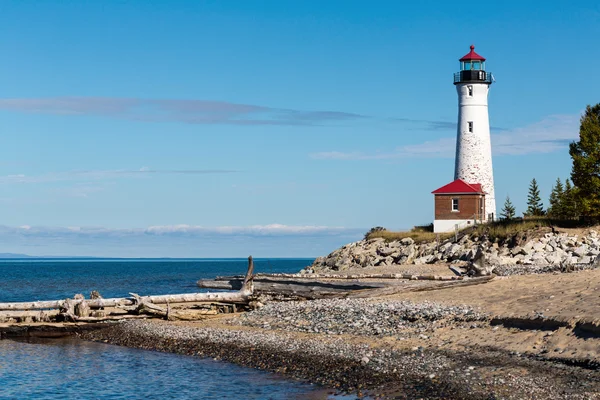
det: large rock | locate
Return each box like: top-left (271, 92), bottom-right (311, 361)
top-left (309, 228), bottom-right (600, 274)
top-left (545, 254), bottom-right (562, 265)
top-left (400, 237), bottom-right (414, 246)
top-left (572, 245), bottom-right (589, 257)
top-left (377, 246), bottom-right (400, 257)
top-left (511, 246), bottom-right (527, 256)
top-left (579, 256), bottom-right (592, 264)
top-left (414, 255), bottom-right (434, 265)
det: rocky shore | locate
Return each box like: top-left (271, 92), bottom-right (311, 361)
top-left (79, 227), bottom-right (600, 399)
top-left (307, 228), bottom-right (600, 275)
top-left (83, 296), bottom-right (600, 399)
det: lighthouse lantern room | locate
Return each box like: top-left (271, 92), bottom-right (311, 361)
top-left (433, 45), bottom-right (496, 233)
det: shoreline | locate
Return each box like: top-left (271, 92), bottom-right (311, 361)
top-left (80, 287), bottom-right (600, 399)
top-left (3, 257), bottom-right (600, 398)
top-left (80, 320), bottom-right (498, 399)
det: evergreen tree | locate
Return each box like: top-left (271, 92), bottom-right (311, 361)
top-left (562, 179), bottom-right (579, 219)
top-left (569, 103), bottom-right (600, 216)
top-left (500, 196), bottom-right (516, 220)
top-left (525, 178), bottom-right (545, 216)
top-left (547, 178), bottom-right (565, 218)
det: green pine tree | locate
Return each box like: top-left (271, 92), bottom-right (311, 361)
top-left (562, 179), bottom-right (579, 219)
top-left (569, 104), bottom-right (600, 216)
top-left (547, 178), bottom-right (565, 218)
top-left (500, 196), bottom-right (516, 220)
top-left (526, 178), bottom-right (545, 216)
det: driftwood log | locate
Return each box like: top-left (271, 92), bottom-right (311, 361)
top-left (197, 277), bottom-right (390, 300)
top-left (214, 273), bottom-right (464, 281)
top-left (198, 270), bottom-right (465, 301)
top-left (0, 256), bottom-right (256, 320)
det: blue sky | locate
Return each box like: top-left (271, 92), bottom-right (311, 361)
top-left (0, 1), bottom-right (598, 257)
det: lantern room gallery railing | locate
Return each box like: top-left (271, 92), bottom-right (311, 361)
top-left (453, 71), bottom-right (494, 84)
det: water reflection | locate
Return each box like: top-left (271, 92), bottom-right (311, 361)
top-left (0, 338), bottom-right (334, 400)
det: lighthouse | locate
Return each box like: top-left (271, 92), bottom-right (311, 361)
top-left (453, 45), bottom-right (496, 220)
top-left (431, 45), bottom-right (496, 233)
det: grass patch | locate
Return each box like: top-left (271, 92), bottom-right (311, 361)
top-left (471, 217), bottom-right (591, 242)
top-left (366, 218), bottom-right (593, 244)
top-left (366, 229), bottom-right (453, 243)
top-left (471, 218), bottom-right (551, 242)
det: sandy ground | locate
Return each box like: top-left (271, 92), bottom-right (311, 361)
top-left (387, 268), bottom-right (600, 321)
top-left (191, 268), bottom-right (600, 370)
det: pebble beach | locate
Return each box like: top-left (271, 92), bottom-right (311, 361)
top-left (83, 292), bottom-right (600, 399)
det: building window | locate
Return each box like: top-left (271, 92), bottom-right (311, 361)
top-left (468, 121), bottom-right (473, 133)
top-left (452, 198), bottom-right (459, 212)
top-left (467, 85), bottom-right (473, 96)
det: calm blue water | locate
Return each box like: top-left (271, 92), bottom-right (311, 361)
top-left (0, 259), bottom-right (346, 400)
top-left (0, 258), bottom-right (311, 302)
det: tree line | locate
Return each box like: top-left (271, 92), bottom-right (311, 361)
top-left (500, 103), bottom-right (600, 220)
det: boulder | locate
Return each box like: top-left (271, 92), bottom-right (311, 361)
top-left (375, 256), bottom-right (394, 267)
top-left (414, 255), bottom-right (434, 265)
top-left (579, 256), bottom-right (592, 264)
top-left (400, 237), bottom-right (414, 246)
top-left (545, 254), bottom-right (562, 265)
top-left (398, 245), bottom-right (417, 264)
top-left (572, 246), bottom-right (589, 257)
top-left (377, 246), bottom-right (400, 257)
top-left (511, 246), bottom-right (527, 256)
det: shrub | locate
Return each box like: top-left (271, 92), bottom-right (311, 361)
top-left (363, 226), bottom-right (386, 240)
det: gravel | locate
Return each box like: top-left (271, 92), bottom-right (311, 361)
top-left (494, 262), bottom-right (599, 276)
top-left (83, 319), bottom-right (600, 399)
top-left (229, 298), bottom-right (488, 336)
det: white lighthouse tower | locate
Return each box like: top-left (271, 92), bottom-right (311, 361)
top-left (453, 45), bottom-right (496, 220)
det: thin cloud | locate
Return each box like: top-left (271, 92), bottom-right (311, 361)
top-left (0, 224), bottom-right (366, 257)
top-left (390, 118), bottom-right (506, 132)
top-left (0, 97), bottom-right (367, 126)
top-left (0, 168), bottom-right (236, 185)
top-left (0, 96), bottom-right (499, 131)
top-left (310, 114), bottom-right (579, 160)
top-left (4, 224), bottom-right (360, 238)
top-left (491, 114), bottom-right (579, 155)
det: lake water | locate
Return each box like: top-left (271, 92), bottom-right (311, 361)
top-left (0, 259), bottom-right (344, 399)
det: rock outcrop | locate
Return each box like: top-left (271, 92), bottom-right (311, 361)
top-left (308, 229), bottom-right (600, 276)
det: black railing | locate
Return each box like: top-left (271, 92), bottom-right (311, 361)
top-left (453, 70), bottom-right (493, 84)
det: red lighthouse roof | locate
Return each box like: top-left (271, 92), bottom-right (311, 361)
top-left (459, 45), bottom-right (486, 62)
top-left (432, 179), bottom-right (484, 194)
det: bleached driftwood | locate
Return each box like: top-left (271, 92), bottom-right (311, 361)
top-left (198, 270), bottom-right (463, 301)
top-left (0, 256), bottom-right (256, 313)
top-left (214, 273), bottom-right (464, 281)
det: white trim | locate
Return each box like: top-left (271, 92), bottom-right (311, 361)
top-left (434, 219), bottom-right (476, 233)
top-left (451, 198), bottom-right (459, 212)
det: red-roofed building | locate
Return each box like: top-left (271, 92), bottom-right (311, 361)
top-left (431, 179), bottom-right (486, 233)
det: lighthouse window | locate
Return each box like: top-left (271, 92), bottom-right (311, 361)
top-left (452, 198), bottom-right (459, 212)
top-left (468, 121), bottom-right (473, 132)
top-left (467, 85), bottom-right (473, 96)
